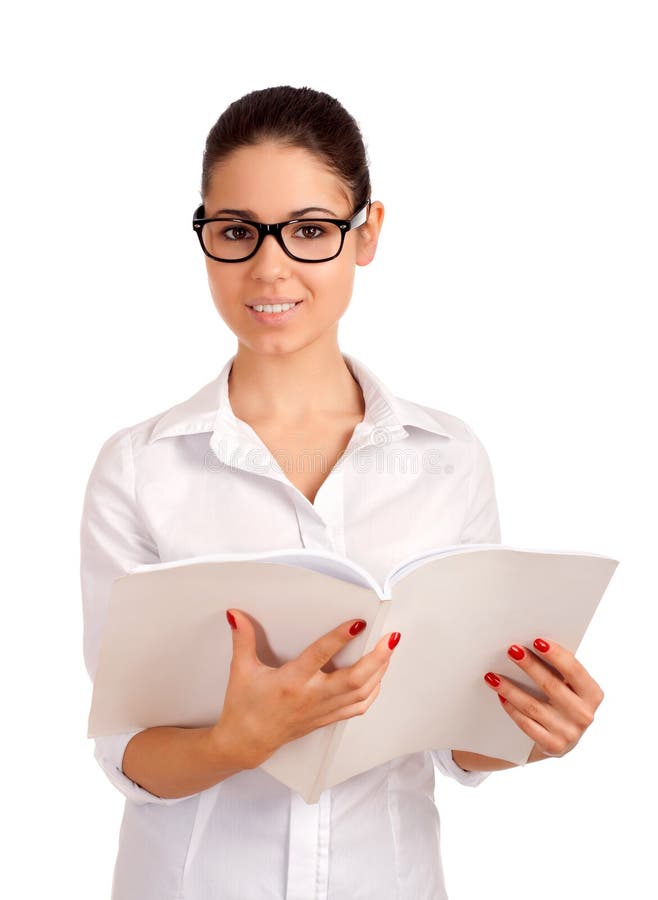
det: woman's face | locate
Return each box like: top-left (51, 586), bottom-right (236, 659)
top-left (202, 142), bottom-right (384, 357)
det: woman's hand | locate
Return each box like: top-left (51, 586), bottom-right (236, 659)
top-left (212, 609), bottom-right (400, 771)
top-left (483, 638), bottom-right (605, 761)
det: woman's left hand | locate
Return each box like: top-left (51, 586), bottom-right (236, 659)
top-left (483, 638), bottom-right (605, 761)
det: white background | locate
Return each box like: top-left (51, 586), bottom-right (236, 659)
top-left (2, 2), bottom-right (656, 897)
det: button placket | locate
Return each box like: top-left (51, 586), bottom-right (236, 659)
top-left (286, 790), bottom-right (331, 899)
top-left (311, 464), bottom-right (346, 557)
top-left (293, 496), bottom-right (334, 552)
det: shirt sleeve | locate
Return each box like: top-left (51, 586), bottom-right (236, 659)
top-left (430, 748), bottom-right (492, 787)
top-left (431, 425), bottom-right (502, 786)
top-left (80, 426), bottom-right (192, 806)
top-left (458, 425), bottom-right (502, 546)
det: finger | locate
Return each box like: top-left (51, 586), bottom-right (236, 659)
top-left (292, 618), bottom-right (368, 680)
top-left (487, 672), bottom-right (588, 753)
top-left (530, 638), bottom-right (605, 708)
top-left (324, 631), bottom-right (396, 696)
top-left (315, 680), bottom-right (384, 729)
top-left (225, 608), bottom-right (261, 672)
top-left (485, 672), bottom-right (565, 733)
top-left (323, 657), bottom-right (391, 715)
top-left (497, 694), bottom-right (569, 758)
top-left (505, 643), bottom-right (578, 704)
top-left (505, 644), bottom-right (598, 730)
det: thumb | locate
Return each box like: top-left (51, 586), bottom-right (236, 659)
top-left (225, 608), bottom-right (258, 667)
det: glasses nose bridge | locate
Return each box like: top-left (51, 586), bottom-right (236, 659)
top-left (258, 221), bottom-right (288, 255)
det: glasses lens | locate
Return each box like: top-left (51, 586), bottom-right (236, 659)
top-left (281, 220), bottom-right (342, 261)
top-left (201, 220), bottom-right (260, 260)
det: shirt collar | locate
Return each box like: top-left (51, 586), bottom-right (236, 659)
top-left (148, 352), bottom-right (454, 446)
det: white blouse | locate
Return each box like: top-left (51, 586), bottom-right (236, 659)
top-left (80, 352), bottom-right (501, 900)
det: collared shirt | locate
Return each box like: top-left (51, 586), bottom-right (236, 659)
top-left (80, 352), bottom-right (501, 900)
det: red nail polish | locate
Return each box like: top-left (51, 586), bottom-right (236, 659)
top-left (499, 695), bottom-right (507, 705)
top-left (534, 638), bottom-right (550, 653)
top-left (226, 610), bottom-right (237, 630)
top-left (484, 672), bottom-right (501, 687)
top-left (508, 644), bottom-right (525, 660)
top-left (349, 619), bottom-right (367, 635)
top-left (388, 632), bottom-right (401, 650)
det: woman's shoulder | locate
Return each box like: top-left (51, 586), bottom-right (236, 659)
top-left (392, 393), bottom-right (478, 444)
top-left (347, 352), bottom-right (480, 445)
top-left (345, 353), bottom-right (471, 443)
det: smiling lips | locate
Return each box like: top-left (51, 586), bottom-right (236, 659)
top-left (248, 300), bottom-right (302, 313)
top-left (246, 300), bottom-right (304, 324)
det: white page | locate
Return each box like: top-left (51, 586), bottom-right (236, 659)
top-left (130, 546), bottom-right (384, 595)
top-left (384, 542), bottom-right (499, 593)
top-left (384, 542), bottom-right (616, 594)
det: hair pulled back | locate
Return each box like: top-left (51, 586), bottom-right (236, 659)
top-left (200, 85), bottom-right (371, 213)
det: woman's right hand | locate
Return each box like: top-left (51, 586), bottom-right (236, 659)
top-left (211, 609), bottom-right (401, 771)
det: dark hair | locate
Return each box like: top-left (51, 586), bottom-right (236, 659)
top-left (200, 85), bottom-right (371, 213)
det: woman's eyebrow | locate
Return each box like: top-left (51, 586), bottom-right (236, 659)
top-left (210, 206), bottom-right (338, 218)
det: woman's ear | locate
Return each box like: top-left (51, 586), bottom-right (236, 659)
top-left (355, 201), bottom-right (385, 267)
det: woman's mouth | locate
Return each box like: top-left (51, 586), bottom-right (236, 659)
top-left (246, 300), bottom-right (303, 324)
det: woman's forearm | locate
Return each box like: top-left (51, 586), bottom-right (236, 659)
top-left (122, 724), bottom-right (246, 799)
top-left (451, 743), bottom-right (546, 772)
top-left (123, 733), bottom-right (541, 797)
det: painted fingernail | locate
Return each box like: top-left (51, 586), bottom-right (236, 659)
top-left (534, 638), bottom-right (550, 653)
top-left (389, 632), bottom-right (401, 650)
top-left (349, 619), bottom-right (367, 635)
top-left (499, 695), bottom-right (507, 705)
top-left (484, 672), bottom-right (501, 687)
top-left (508, 644), bottom-right (525, 660)
top-left (226, 610), bottom-right (237, 630)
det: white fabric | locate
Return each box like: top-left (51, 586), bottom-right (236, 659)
top-left (80, 352), bottom-right (501, 900)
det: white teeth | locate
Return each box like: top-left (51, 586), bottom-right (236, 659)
top-left (252, 302), bottom-right (298, 313)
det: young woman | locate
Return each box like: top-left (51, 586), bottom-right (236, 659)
top-left (81, 85), bottom-right (605, 900)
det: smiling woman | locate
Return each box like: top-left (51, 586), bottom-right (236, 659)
top-left (80, 85), bottom-right (605, 900)
top-left (196, 139), bottom-right (381, 355)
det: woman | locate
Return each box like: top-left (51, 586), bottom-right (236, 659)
top-left (80, 85), bottom-right (605, 900)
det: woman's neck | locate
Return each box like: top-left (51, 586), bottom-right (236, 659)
top-left (227, 339), bottom-right (365, 426)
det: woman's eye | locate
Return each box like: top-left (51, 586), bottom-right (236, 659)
top-left (222, 226), bottom-right (251, 241)
top-left (294, 224), bottom-right (325, 239)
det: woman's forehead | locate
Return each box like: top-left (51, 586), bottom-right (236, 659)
top-left (205, 143), bottom-right (351, 210)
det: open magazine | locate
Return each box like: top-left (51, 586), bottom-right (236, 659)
top-left (87, 543), bottom-right (618, 804)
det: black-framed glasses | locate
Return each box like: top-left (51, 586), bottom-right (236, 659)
top-left (192, 199), bottom-right (371, 263)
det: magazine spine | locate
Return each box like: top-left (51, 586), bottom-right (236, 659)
top-left (306, 598), bottom-right (393, 802)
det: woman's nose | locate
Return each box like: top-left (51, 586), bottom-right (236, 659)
top-left (249, 233), bottom-right (293, 277)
